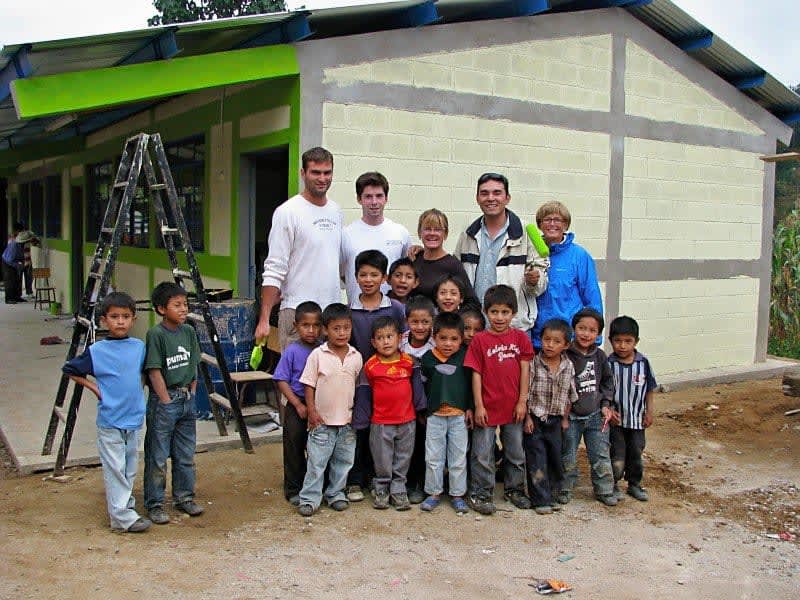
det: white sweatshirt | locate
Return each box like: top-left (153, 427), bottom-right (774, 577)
top-left (261, 194), bottom-right (343, 310)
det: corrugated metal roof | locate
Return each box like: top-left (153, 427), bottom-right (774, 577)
top-left (0, 0), bottom-right (797, 153)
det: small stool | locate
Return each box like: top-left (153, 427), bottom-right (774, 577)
top-left (32, 268), bottom-right (57, 310)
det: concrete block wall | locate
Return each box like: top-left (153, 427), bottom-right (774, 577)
top-left (622, 138), bottom-right (764, 260)
top-left (625, 42), bottom-right (763, 135)
top-left (324, 35), bottom-right (612, 112)
top-left (619, 278), bottom-right (758, 372)
top-left (301, 9), bottom-right (790, 374)
top-left (323, 103), bottom-right (610, 258)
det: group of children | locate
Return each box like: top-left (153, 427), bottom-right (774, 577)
top-left (63, 282), bottom-right (205, 533)
top-left (277, 249), bottom-right (657, 517)
top-left (63, 249), bottom-right (656, 532)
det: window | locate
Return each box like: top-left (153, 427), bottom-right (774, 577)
top-left (164, 136), bottom-right (205, 251)
top-left (30, 180), bottom-right (44, 235)
top-left (45, 175), bottom-right (63, 239)
top-left (122, 173), bottom-right (150, 248)
top-left (87, 161), bottom-right (113, 243)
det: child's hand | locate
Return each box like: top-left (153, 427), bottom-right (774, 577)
top-left (295, 403), bottom-right (308, 420)
top-left (417, 413), bottom-right (427, 426)
top-left (561, 416), bottom-right (570, 432)
top-left (524, 414), bottom-right (534, 434)
top-left (643, 412), bottom-right (654, 428)
top-left (465, 410), bottom-right (474, 429)
top-left (307, 408), bottom-right (322, 431)
top-left (513, 400), bottom-right (527, 424)
top-left (609, 409), bottom-right (621, 426)
top-left (474, 406), bottom-right (488, 428)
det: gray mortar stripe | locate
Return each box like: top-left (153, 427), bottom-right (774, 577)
top-left (590, 259), bottom-right (762, 281)
top-left (756, 162), bottom-right (776, 362)
top-left (320, 82), bottom-right (773, 154)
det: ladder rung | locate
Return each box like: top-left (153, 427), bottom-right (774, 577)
top-left (76, 316), bottom-right (93, 328)
top-left (101, 227), bottom-right (114, 234)
top-left (87, 273), bottom-right (101, 279)
top-left (230, 371), bottom-right (273, 383)
top-left (209, 393), bottom-right (231, 410)
top-left (161, 227), bottom-right (179, 235)
top-left (150, 183), bottom-right (166, 190)
top-left (201, 352), bottom-right (219, 367)
top-left (187, 313), bottom-right (204, 323)
top-left (53, 406), bottom-right (67, 423)
top-left (113, 181), bottom-right (129, 188)
top-left (173, 269), bottom-right (192, 279)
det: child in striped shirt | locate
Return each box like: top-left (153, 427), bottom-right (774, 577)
top-left (608, 316), bottom-right (657, 502)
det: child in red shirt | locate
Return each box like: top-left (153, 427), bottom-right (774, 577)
top-left (465, 284), bottom-right (534, 515)
top-left (365, 316), bottom-right (425, 510)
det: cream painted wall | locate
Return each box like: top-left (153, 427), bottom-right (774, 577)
top-left (48, 249), bottom-right (70, 309)
top-left (625, 41), bottom-right (763, 135)
top-left (324, 35), bottom-right (612, 112)
top-left (618, 278), bottom-right (758, 374)
top-left (208, 122), bottom-right (233, 257)
top-left (239, 106), bottom-right (291, 138)
top-left (113, 262), bottom-right (151, 340)
top-left (323, 103), bottom-right (610, 257)
top-left (621, 138), bottom-right (764, 260)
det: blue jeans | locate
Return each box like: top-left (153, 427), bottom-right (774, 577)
top-left (299, 424), bottom-right (356, 510)
top-left (470, 423), bottom-right (525, 499)
top-left (561, 410), bottom-right (614, 497)
top-left (97, 426), bottom-right (141, 530)
top-left (144, 389), bottom-right (198, 509)
top-left (424, 414), bottom-right (468, 497)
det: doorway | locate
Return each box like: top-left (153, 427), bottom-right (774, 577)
top-left (237, 147), bottom-right (289, 299)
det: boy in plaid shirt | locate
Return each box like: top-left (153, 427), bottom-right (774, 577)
top-left (523, 319), bottom-right (577, 514)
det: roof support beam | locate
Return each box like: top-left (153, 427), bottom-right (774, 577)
top-left (0, 45), bottom-right (32, 103)
top-left (10, 44), bottom-right (299, 120)
top-left (118, 29), bottom-right (180, 65)
top-left (393, 1), bottom-right (440, 28)
top-left (461, 0), bottom-right (549, 21)
top-left (675, 33), bottom-right (714, 52)
top-left (611, 0), bottom-right (653, 7)
top-left (732, 73), bottom-right (767, 90)
top-left (781, 112), bottom-right (800, 126)
top-left (237, 13), bottom-right (312, 48)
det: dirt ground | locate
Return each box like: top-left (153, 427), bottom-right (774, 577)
top-left (1, 378), bottom-right (799, 599)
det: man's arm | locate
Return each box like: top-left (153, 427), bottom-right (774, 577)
top-left (256, 206), bottom-right (293, 341)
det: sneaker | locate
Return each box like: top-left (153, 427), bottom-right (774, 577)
top-left (534, 505), bottom-right (554, 515)
top-left (373, 489), bottom-right (390, 510)
top-left (126, 517), bottom-right (152, 533)
top-left (288, 495), bottom-right (301, 507)
top-left (627, 485), bottom-right (649, 502)
top-left (329, 499), bottom-right (350, 511)
top-left (613, 484), bottom-right (625, 501)
top-left (450, 496), bottom-right (469, 514)
top-left (175, 500), bottom-right (205, 516)
top-left (390, 493), bottom-right (411, 511)
top-left (408, 487), bottom-right (426, 504)
top-left (420, 495), bottom-right (441, 512)
top-left (597, 494), bottom-right (619, 507)
top-left (298, 504), bottom-right (314, 517)
top-left (555, 490), bottom-right (571, 505)
top-left (468, 495), bottom-right (496, 515)
top-left (504, 489), bottom-right (532, 510)
top-left (346, 485), bottom-right (365, 502)
top-left (148, 506), bottom-right (170, 525)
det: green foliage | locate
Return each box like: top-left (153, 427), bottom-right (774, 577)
top-left (773, 84), bottom-right (800, 224)
top-left (149, 0), bottom-right (287, 26)
top-left (770, 208), bottom-right (800, 359)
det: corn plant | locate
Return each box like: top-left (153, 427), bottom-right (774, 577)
top-left (770, 209), bottom-right (800, 357)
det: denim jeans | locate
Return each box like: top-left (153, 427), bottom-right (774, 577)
top-left (370, 422), bottom-right (415, 495)
top-left (97, 426), bottom-right (141, 530)
top-left (425, 414), bottom-right (468, 497)
top-left (523, 416), bottom-right (563, 507)
top-left (470, 423), bottom-right (525, 499)
top-left (144, 388), bottom-right (197, 509)
top-left (561, 409), bottom-right (614, 497)
top-left (610, 426), bottom-right (646, 487)
top-left (299, 424), bottom-right (356, 510)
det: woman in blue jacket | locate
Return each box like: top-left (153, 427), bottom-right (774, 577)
top-left (531, 201), bottom-right (603, 349)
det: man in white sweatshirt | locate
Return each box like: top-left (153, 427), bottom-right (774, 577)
top-left (340, 172), bottom-right (410, 305)
top-left (255, 147), bottom-right (342, 351)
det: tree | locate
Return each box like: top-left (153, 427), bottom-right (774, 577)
top-left (148, 0), bottom-right (287, 26)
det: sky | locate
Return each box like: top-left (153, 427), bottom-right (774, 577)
top-left (0, 0), bottom-right (798, 86)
